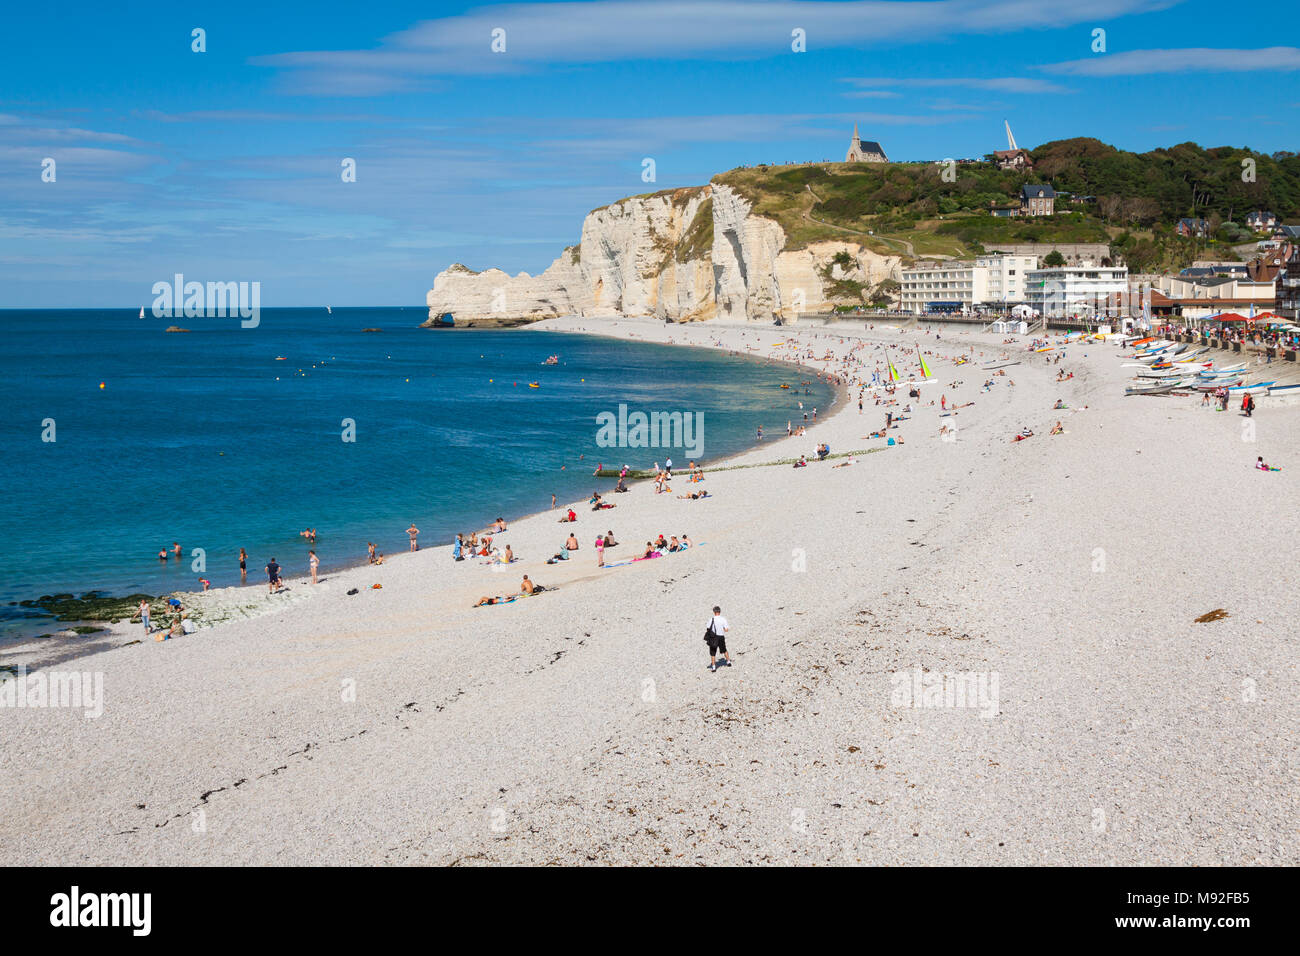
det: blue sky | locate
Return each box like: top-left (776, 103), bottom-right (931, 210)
top-left (2, 0), bottom-right (1297, 307)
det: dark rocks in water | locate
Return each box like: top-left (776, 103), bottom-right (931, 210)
top-left (70, 625), bottom-right (106, 635)
top-left (361, 327), bottom-right (383, 332)
top-left (164, 326), bottom-right (191, 333)
top-left (32, 592), bottom-right (168, 622)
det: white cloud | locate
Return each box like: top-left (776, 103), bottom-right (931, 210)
top-left (256, 0), bottom-right (1180, 93)
top-left (842, 76), bottom-right (1071, 94)
top-left (1043, 46), bottom-right (1300, 76)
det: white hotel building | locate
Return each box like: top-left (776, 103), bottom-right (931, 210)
top-left (899, 255), bottom-right (1038, 314)
top-left (1025, 263), bottom-right (1129, 319)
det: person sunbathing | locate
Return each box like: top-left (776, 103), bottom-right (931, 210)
top-left (793, 455), bottom-right (808, 468)
top-left (642, 541), bottom-right (658, 559)
top-left (1012, 428), bottom-right (1034, 442)
top-left (559, 509), bottom-right (577, 523)
top-left (677, 490), bottom-right (710, 499)
top-left (520, 574), bottom-right (547, 595)
top-left (1050, 422), bottom-right (1064, 436)
top-left (654, 534), bottom-right (668, 550)
top-left (474, 595), bottom-right (515, 607)
top-left (832, 457), bottom-right (857, 468)
top-left (565, 533), bottom-right (579, 551)
top-left (1053, 399), bottom-right (1067, 409)
top-left (668, 535), bottom-right (681, 551)
top-left (603, 530), bottom-right (618, 547)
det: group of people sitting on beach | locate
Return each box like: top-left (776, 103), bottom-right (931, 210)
top-left (136, 596), bottom-right (195, 641)
top-left (452, 530), bottom-right (514, 566)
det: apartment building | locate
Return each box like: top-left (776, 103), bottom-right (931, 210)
top-left (1025, 262), bottom-right (1129, 318)
top-left (900, 255), bottom-right (1040, 313)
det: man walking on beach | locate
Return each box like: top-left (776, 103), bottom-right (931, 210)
top-left (266, 557), bottom-right (281, 593)
top-left (705, 605), bottom-right (732, 672)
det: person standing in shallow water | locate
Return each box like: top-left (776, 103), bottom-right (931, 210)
top-left (239, 547), bottom-right (247, 582)
top-left (309, 550), bottom-right (319, 585)
top-left (406, 523), bottom-right (419, 551)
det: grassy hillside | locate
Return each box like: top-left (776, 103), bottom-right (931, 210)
top-left (712, 141), bottom-right (1300, 269)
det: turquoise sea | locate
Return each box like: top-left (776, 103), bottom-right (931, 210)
top-left (0, 308), bottom-right (832, 637)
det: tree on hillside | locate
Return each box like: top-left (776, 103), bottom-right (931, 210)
top-left (1044, 250), bottom-right (1066, 267)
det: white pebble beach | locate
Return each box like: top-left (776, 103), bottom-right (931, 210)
top-left (2, 317), bottom-right (1296, 866)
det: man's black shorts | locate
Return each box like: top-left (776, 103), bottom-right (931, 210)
top-left (707, 635), bottom-right (726, 656)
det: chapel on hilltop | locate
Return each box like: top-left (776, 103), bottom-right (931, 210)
top-left (845, 125), bottom-right (887, 163)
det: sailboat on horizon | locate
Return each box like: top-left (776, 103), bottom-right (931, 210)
top-left (138, 306), bottom-right (145, 319)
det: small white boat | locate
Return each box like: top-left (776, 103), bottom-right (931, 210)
top-left (1126, 379), bottom-right (1190, 395)
top-left (1267, 383), bottom-right (1300, 396)
top-left (138, 306), bottom-right (145, 319)
top-left (1227, 382), bottom-right (1275, 395)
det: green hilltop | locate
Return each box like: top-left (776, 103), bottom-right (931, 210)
top-left (712, 138), bottom-right (1300, 272)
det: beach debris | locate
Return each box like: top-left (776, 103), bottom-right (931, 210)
top-left (1194, 608), bottom-right (1229, 624)
top-left (346, 588), bottom-right (359, 595)
top-left (371, 584), bottom-right (383, 589)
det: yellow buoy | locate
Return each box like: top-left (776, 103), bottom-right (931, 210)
top-left (98, 382), bottom-right (106, 389)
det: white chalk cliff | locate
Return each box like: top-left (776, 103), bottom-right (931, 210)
top-left (425, 184), bottom-right (901, 324)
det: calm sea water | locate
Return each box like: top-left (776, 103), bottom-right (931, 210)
top-left (0, 308), bottom-right (832, 633)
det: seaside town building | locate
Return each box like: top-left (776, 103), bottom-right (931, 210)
top-left (1277, 242), bottom-right (1300, 321)
top-left (1025, 262), bottom-right (1129, 319)
top-left (1246, 210), bottom-right (1277, 233)
top-left (993, 120), bottom-right (1035, 171)
top-left (1020, 184), bottom-right (1056, 217)
top-left (899, 254), bottom-right (1039, 314)
top-left (1176, 217), bottom-right (1210, 239)
top-left (844, 124), bottom-right (887, 163)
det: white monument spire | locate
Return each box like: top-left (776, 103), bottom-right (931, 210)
top-left (1005, 120), bottom-right (1018, 152)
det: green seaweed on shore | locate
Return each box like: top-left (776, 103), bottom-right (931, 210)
top-left (69, 625), bottom-right (106, 635)
top-left (31, 592), bottom-right (171, 623)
